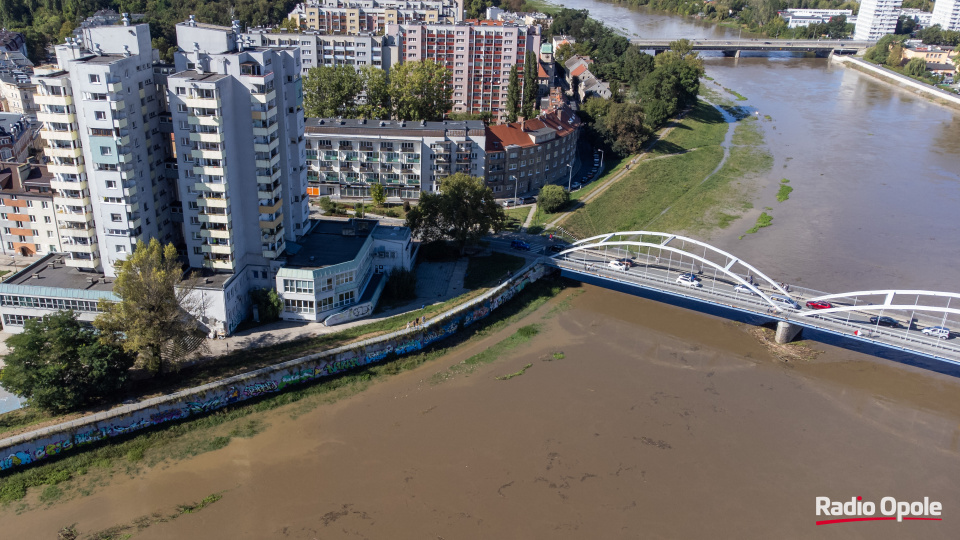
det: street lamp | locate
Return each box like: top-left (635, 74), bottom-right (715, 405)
top-left (599, 149), bottom-right (604, 171)
top-left (566, 163), bottom-right (573, 191)
top-left (511, 174), bottom-right (518, 204)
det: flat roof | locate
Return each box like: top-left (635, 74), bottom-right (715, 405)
top-left (77, 54), bottom-right (126, 65)
top-left (371, 225), bottom-right (411, 242)
top-left (286, 219), bottom-right (376, 270)
top-left (5, 254), bottom-right (114, 292)
top-left (306, 117), bottom-right (485, 137)
top-left (169, 71), bottom-right (230, 82)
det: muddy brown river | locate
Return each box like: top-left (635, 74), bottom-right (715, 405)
top-left (5, 286), bottom-right (959, 538)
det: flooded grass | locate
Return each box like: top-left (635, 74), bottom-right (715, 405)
top-left (776, 179), bottom-right (794, 202)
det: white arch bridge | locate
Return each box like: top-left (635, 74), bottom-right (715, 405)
top-left (541, 231), bottom-right (960, 371)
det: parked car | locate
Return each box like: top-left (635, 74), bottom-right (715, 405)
top-left (805, 300), bottom-right (833, 310)
top-left (570, 182), bottom-right (583, 191)
top-left (733, 284), bottom-right (757, 295)
top-left (522, 196), bottom-right (537, 204)
top-left (676, 274), bottom-right (702, 287)
top-left (502, 199), bottom-right (517, 207)
top-left (608, 260), bottom-right (629, 271)
top-left (922, 326), bottom-right (951, 339)
top-left (869, 316), bottom-right (899, 328)
top-left (510, 240), bottom-right (531, 251)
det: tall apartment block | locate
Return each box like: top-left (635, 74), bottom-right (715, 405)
top-left (304, 118), bottom-right (486, 200)
top-left (31, 20), bottom-right (179, 275)
top-left (169, 19), bottom-right (308, 279)
top-left (241, 30), bottom-right (392, 75)
top-left (289, 0), bottom-right (464, 34)
top-left (854, 0), bottom-right (903, 40)
top-left (385, 21), bottom-right (541, 117)
top-left (932, 0), bottom-right (960, 31)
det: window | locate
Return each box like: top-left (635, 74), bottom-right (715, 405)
top-left (115, 245), bottom-right (127, 253)
top-left (283, 299), bottom-right (315, 313)
top-left (335, 290), bottom-right (356, 308)
top-left (111, 213), bottom-right (123, 222)
top-left (320, 277), bottom-right (333, 292)
top-left (335, 271), bottom-right (354, 286)
top-left (176, 87), bottom-right (186, 95)
top-left (193, 246), bottom-right (203, 254)
top-left (89, 74), bottom-right (101, 84)
top-left (100, 146), bottom-right (112, 156)
top-left (283, 279), bottom-right (314, 294)
top-left (95, 111), bottom-right (106, 120)
top-left (318, 296), bottom-right (333, 311)
top-left (106, 181), bottom-right (117, 189)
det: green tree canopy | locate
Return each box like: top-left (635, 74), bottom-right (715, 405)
top-left (903, 57), bottom-right (928, 77)
top-left (370, 183), bottom-right (387, 207)
top-left (94, 239), bottom-right (204, 374)
top-left (405, 173), bottom-right (506, 254)
top-left (389, 59), bottom-right (453, 121)
top-left (303, 65), bottom-right (364, 118)
top-left (1, 311), bottom-right (134, 413)
top-left (506, 64), bottom-right (521, 123)
top-left (358, 65), bottom-right (391, 119)
top-left (522, 50), bottom-right (538, 119)
top-left (538, 184), bottom-right (569, 213)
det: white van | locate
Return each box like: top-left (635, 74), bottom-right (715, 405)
top-left (769, 294), bottom-right (801, 310)
top-left (922, 326), bottom-right (951, 339)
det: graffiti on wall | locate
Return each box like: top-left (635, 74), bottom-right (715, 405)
top-left (0, 264), bottom-right (548, 473)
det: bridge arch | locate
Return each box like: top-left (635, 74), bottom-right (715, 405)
top-left (555, 231), bottom-right (794, 312)
top-left (798, 290), bottom-right (960, 320)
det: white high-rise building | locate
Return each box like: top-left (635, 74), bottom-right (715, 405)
top-left (32, 19), bottom-right (179, 275)
top-left (854, 0), bottom-right (904, 41)
top-left (169, 18), bottom-right (308, 277)
top-left (932, 0), bottom-right (960, 31)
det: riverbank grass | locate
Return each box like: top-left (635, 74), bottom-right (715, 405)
top-left (776, 179), bottom-right (793, 202)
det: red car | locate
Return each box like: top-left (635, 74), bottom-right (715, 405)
top-left (805, 300), bottom-right (833, 310)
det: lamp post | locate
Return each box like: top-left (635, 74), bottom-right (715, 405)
top-left (512, 174), bottom-right (518, 204)
top-left (599, 149), bottom-right (604, 171)
top-left (566, 163), bottom-right (573, 191)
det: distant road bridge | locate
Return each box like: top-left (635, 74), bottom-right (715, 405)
top-left (534, 230), bottom-right (960, 376)
top-left (630, 38), bottom-right (873, 57)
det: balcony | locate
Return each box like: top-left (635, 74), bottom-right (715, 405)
top-left (55, 208), bottom-right (92, 222)
top-left (194, 180), bottom-right (227, 193)
top-left (198, 196), bottom-right (228, 208)
top-left (37, 111), bottom-right (76, 124)
top-left (203, 258), bottom-right (235, 271)
top-left (114, 116), bottom-right (128, 129)
top-left (53, 195), bottom-right (91, 207)
top-left (192, 148), bottom-right (224, 161)
top-left (40, 129), bottom-right (79, 142)
top-left (253, 138), bottom-right (280, 153)
top-left (50, 178), bottom-right (87, 191)
top-left (107, 81), bottom-right (123, 93)
top-left (65, 256), bottom-right (100, 270)
top-left (34, 93), bottom-right (73, 106)
top-left (61, 242), bottom-right (98, 254)
top-left (189, 131), bottom-right (225, 144)
top-left (198, 213), bottom-right (230, 224)
top-left (58, 226), bottom-right (96, 239)
top-left (199, 226), bottom-right (231, 239)
top-left (257, 184), bottom-right (282, 199)
top-left (258, 198), bottom-right (283, 214)
top-left (47, 146), bottom-right (83, 159)
top-left (261, 227), bottom-right (283, 243)
top-left (183, 96), bottom-right (221, 109)
top-left (255, 154), bottom-right (280, 169)
top-left (258, 213), bottom-right (283, 229)
top-left (250, 89), bottom-right (277, 103)
top-left (193, 165), bottom-right (226, 177)
top-left (403, 155), bottom-right (421, 163)
top-left (188, 115), bottom-right (221, 127)
top-left (202, 243), bottom-right (233, 255)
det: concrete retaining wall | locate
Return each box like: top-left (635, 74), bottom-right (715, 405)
top-left (833, 55), bottom-right (960, 109)
top-left (0, 262), bottom-right (551, 473)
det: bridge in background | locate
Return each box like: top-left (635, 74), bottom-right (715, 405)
top-left (540, 231), bottom-right (960, 375)
top-left (631, 38), bottom-right (873, 57)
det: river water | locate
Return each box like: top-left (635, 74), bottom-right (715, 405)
top-left (560, 0), bottom-right (960, 293)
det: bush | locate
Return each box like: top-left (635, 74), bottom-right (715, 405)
top-left (249, 288), bottom-right (283, 323)
top-left (319, 196), bottom-right (337, 213)
top-left (382, 268), bottom-right (418, 304)
top-left (403, 200), bottom-right (412, 213)
top-left (538, 184), bottom-right (569, 213)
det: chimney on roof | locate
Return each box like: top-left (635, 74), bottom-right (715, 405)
top-left (121, 12), bottom-right (130, 26)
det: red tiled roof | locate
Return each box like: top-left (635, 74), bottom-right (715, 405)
top-left (484, 106), bottom-right (581, 152)
top-left (571, 64), bottom-right (588, 78)
top-left (538, 63), bottom-right (549, 78)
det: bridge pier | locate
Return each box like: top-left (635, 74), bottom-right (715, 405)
top-left (775, 321), bottom-right (803, 344)
top-left (722, 50), bottom-right (739, 58)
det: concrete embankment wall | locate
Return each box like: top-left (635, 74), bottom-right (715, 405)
top-left (0, 262), bottom-right (551, 473)
top-left (832, 55), bottom-right (960, 110)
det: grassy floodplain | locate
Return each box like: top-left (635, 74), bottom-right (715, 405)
top-left (562, 96), bottom-right (772, 238)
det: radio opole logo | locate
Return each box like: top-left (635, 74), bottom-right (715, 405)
top-left (816, 496), bottom-right (943, 525)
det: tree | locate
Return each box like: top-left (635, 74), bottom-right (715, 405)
top-left (522, 50), bottom-right (538, 119)
top-left (303, 65), bottom-right (363, 118)
top-left (94, 239), bottom-right (203, 375)
top-left (389, 60), bottom-right (452, 121)
top-left (249, 288), bottom-right (282, 323)
top-left (506, 64), bottom-right (521, 122)
top-left (603, 102), bottom-right (650, 155)
top-left (555, 42), bottom-right (574, 65)
top-left (538, 184), bottom-right (569, 213)
top-left (1, 311), bottom-right (134, 413)
top-left (886, 42), bottom-right (904, 68)
top-left (370, 183), bottom-right (386, 207)
top-left (358, 65), bottom-right (391, 119)
top-left (405, 173), bottom-right (506, 254)
top-left (904, 57), bottom-right (928, 77)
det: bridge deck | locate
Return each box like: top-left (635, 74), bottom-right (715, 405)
top-left (630, 39), bottom-right (872, 52)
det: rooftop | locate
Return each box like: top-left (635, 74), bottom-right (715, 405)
top-left (371, 225), bottom-right (412, 242)
top-left (285, 219), bottom-right (377, 269)
top-left (305, 117), bottom-right (485, 136)
top-left (4, 254), bottom-right (114, 292)
top-left (169, 71), bottom-right (230, 83)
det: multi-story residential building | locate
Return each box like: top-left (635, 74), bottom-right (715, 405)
top-left (31, 20), bottom-right (180, 275)
top-left (386, 20), bottom-right (542, 117)
top-left (304, 117), bottom-right (486, 200)
top-left (241, 30), bottom-right (392, 75)
top-left (932, 0), bottom-right (960, 31)
top-left (0, 113), bottom-right (34, 162)
top-left (854, 0), bottom-right (903, 40)
top-left (0, 71), bottom-right (37, 115)
top-left (485, 106), bottom-right (581, 196)
top-left (289, 0), bottom-right (463, 34)
top-left (0, 161), bottom-right (61, 256)
top-left (170, 19), bottom-right (308, 274)
top-left (0, 31), bottom-right (27, 57)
